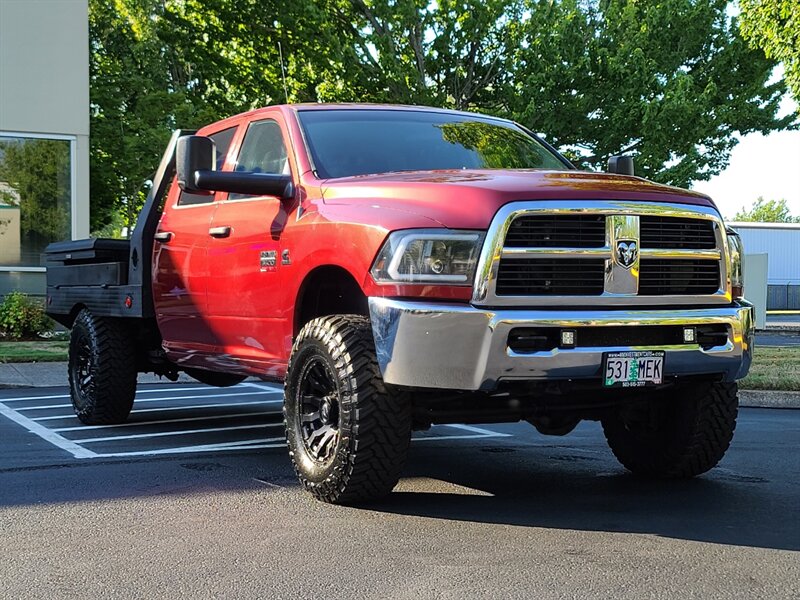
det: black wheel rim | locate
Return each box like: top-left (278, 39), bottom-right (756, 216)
top-left (296, 355), bottom-right (341, 463)
top-left (72, 332), bottom-right (94, 404)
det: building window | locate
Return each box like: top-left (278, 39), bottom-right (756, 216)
top-left (0, 135), bottom-right (72, 267)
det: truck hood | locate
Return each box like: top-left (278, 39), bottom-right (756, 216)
top-left (320, 169), bottom-right (717, 229)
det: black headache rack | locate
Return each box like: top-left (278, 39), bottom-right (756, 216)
top-left (45, 129), bottom-right (194, 326)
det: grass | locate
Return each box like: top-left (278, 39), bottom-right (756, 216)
top-left (0, 340), bottom-right (796, 392)
top-left (0, 340), bottom-right (69, 363)
top-left (741, 346), bottom-right (800, 392)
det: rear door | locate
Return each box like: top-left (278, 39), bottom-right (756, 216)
top-left (152, 125), bottom-right (238, 355)
top-left (206, 116), bottom-right (293, 372)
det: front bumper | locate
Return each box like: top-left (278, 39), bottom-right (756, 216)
top-left (368, 298), bottom-right (754, 391)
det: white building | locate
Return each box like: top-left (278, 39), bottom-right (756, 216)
top-left (0, 0), bottom-right (90, 295)
top-left (728, 222), bottom-right (800, 310)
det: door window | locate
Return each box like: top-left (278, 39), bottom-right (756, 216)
top-left (178, 126), bottom-right (237, 206)
top-left (230, 120), bottom-right (289, 200)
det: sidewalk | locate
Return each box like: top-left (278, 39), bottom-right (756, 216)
top-left (0, 361), bottom-right (195, 388)
top-left (0, 361), bottom-right (796, 408)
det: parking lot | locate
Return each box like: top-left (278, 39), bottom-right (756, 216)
top-left (1, 381), bottom-right (798, 598)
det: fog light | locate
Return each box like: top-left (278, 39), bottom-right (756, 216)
top-left (560, 329), bottom-right (576, 348)
top-left (683, 327), bottom-right (696, 343)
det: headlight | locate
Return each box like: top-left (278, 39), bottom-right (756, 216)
top-left (727, 227), bottom-right (744, 299)
top-left (371, 229), bottom-right (485, 285)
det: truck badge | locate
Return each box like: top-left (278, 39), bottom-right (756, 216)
top-left (260, 250), bottom-right (277, 270)
top-left (616, 240), bottom-right (637, 268)
top-left (281, 249), bottom-right (291, 265)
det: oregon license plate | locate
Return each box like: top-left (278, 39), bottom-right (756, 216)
top-left (603, 351), bottom-right (665, 387)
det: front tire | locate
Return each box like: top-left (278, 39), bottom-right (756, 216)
top-left (602, 380), bottom-right (738, 478)
top-left (68, 308), bottom-right (137, 425)
top-left (284, 315), bottom-right (412, 504)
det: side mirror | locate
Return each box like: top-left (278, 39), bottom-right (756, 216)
top-left (176, 135), bottom-right (216, 195)
top-left (176, 135), bottom-right (294, 200)
top-left (608, 155), bottom-right (635, 176)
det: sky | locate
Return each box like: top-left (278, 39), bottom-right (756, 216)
top-left (691, 96), bottom-right (800, 220)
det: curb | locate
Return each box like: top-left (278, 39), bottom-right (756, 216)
top-left (739, 389), bottom-right (800, 409)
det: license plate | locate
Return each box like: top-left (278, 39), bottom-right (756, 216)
top-left (603, 351), bottom-right (665, 387)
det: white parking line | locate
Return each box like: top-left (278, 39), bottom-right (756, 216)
top-left (412, 424), bottom-right (511, 441)
top-left (0, 386), bottom-right (215, 403)
top-left (95, 437), bottom-right (286, 458)
top-left (53, 410), bottom-right (282, 432)
top-left (17, 390), bottom-right (280, 411)
top-left (31, 399), bottom-right (284, 421)
top-left (0, 401), bottom-right (98, 459)
top-left (77, 422), bottom-right (285, 443)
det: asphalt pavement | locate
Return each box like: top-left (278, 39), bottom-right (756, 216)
top-left (0, 381), bottom-right (798, 599)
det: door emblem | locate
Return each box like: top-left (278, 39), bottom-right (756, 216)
top-left (260, 250), bottom-right (277, 270)
top-left (615, 240), bottom-right (638, 269)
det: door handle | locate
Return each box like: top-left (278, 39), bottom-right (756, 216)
top-left (209, 226), bottom-right (232, 239)
top-left (154, 231), bottom-right (173, 243)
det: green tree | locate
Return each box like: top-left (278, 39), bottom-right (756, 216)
top-left (739, 0), bottom-right (800, 106)
top-left (503, 0), bottom-right (795, 187)
top-left (734, 197), bottom-right (798, 222)
top-left (89, 0), bottom-right (796, 232)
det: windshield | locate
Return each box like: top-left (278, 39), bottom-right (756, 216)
top-left (297, 109), bottom-right (569, 179)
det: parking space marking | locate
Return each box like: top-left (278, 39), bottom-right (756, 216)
top-left (0, 386), bottom-right (212, 403)
top-left (52, 410), bottom-right (279, 432)
top-left (97, 437), bottom-right (287, 458)
top-left (77, 421), bottom-right (284, 443)
top-left (0, 401), bottom-right (98, 459)
top-left (0, 383), bottom-right (513, 460)
top-left (16, 390), bottom-right (279, 412)
top-left (413, 423), bottom-right (511, 441)
top-left (31, 399), bottom-right (283, 421)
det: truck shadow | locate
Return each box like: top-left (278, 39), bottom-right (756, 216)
top-left (371, 438), bottom-right (799, 552)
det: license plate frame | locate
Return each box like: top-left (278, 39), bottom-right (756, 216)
top-left (603, 350), bottom-right (666, 388)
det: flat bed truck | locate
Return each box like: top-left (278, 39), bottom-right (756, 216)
top-left (46, 104), bottom-right (753, 503)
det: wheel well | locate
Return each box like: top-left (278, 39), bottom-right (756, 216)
top-left (62, 303), bottom-right (87, 328)
top-left (294, 266), bottom-right (369, 335)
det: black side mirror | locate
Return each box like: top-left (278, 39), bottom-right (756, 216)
top-left (176, 135), bottom-right (294, 200)
top-left (176, 135), bottom-right (215, 194)
top-left (608, 155), bottom-right (635, 176)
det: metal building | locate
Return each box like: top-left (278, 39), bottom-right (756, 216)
top-left (728, 221), bottom-right (800, 310)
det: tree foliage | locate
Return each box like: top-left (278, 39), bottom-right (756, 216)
top-left (89, 0), bottom-right (797, 231)
top-left (739, 0), bottom-right (800, 106)
top-left (734, 197), bottom-right (798, 222)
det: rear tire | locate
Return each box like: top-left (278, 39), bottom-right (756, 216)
top-left (68, 308), bottom-right (137, 425)
top-left (284, 315), bottom-right (412, 504)
top-left (602, 380), bottom-right (738, 478)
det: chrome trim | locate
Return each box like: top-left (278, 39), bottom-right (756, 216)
top-left (369, 297), bottom-right (753, 391)
top-left (607, 214), bottom-right (639, 294)
top-left (472, 200), bottom-right (731, 307)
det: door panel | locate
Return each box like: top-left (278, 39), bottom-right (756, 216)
top-left (152, 125), bottom-right (238, 355)
top-left (152, 198), bottom-right (218, 352)
top-left (206, 117), bottom-right (293, 371)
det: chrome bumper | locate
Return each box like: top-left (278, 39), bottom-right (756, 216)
top-left (368, 298), bottom-right (754, 391)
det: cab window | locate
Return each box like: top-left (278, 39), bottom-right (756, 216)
top-left (230, 119), bottom-right (289, 200)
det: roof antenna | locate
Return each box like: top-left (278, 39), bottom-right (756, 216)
top-left (278, 41), bottom-right (289, 104)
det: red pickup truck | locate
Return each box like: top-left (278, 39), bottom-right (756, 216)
top-left (46, 104), bottom-right (753, 504)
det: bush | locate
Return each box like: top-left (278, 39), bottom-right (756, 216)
top-left (0, 292), bottom-right (52, 340)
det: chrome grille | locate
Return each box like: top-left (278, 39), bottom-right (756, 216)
top-left (496, 258), bottom-right (605, 296)
top-left (640, 216), bottom-right (716, 249)
top-left (504, 215), bottom-right (605, 248)
top-left (474, 200), bottom-right (730, 307)
top-left (639, 259), bottom-right (721, 295)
